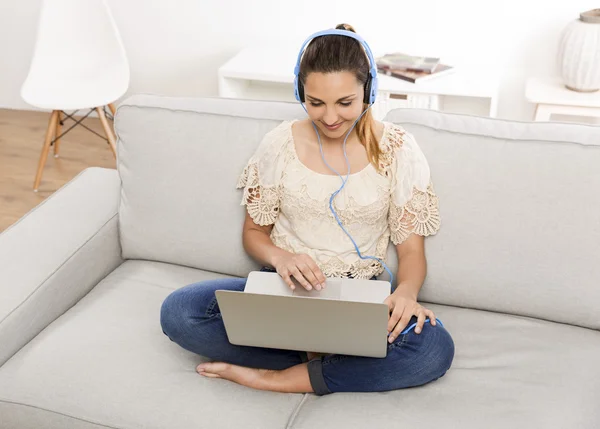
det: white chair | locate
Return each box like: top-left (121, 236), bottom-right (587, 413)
top-left (21, 0), bottom-right (129, 192)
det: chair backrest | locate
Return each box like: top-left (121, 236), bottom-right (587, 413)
top-left (22, 0), bottom-right (128, 100)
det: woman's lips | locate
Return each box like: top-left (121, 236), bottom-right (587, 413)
top-left (323, 122), bottom-right (342, 130)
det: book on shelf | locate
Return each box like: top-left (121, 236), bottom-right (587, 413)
top-left (376, 52), bottom-right (441, 73)
top-left (375, 51), bottom-right (455, 83)
top-left (377, 63), bottom-right (455, 83)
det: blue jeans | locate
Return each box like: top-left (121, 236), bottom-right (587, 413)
top-left (160, 270), bottom-right (455, 395)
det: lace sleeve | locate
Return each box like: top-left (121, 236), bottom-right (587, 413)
top-left (386, 127), bottom-right (441, 245)
top-left (236, 121), bottom-right (290, 226)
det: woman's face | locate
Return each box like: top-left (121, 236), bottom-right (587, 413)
top-left (303, 71), bottom-right (365, 140)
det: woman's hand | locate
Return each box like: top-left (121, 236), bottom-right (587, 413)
top-left (272, 252), bottom-right (327, 291)
top-left (383, 289), bottom-right (436, 343)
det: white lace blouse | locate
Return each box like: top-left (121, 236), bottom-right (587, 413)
top-left (237, 119), bottom-right (441, 279)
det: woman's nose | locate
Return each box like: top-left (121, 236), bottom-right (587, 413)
top-left (323, 108), bottom-right (339, 125)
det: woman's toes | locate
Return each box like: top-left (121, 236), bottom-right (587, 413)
top-left (196, 361), bottom-right (230, 376)
top-left (196, 361), bottom-right (269, 389)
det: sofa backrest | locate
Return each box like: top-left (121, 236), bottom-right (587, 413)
top-left (114, 95), bottom-right (306, 278)
top-left (115, 95), bottom-right (600, 330)
top-left (382, 108), bottom-right (600, 331)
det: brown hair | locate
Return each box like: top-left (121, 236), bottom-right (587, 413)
top-left (298, 23), bottom-right (381, 170)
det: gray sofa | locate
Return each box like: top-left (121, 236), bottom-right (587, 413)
top-left (1, 94), bottom-right (599, 429)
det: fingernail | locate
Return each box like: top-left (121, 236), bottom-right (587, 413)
top-left (388, 336), bottom-right (394, 343)
top-left (306, 285), bottom-right (312, 290)
top-left (416, 327), bottom-right (421, 333)
top-left (321, 283), bottom-right (326, 289)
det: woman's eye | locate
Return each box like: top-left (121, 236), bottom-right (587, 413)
top-left (309, 102), bottom-right (352, 107)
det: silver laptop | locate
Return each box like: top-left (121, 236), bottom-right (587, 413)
top-left (215, 271), bottom-right (391, 358)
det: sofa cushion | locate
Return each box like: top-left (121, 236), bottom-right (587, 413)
top-left (0, 260), bottom-right (306, 429)
top-left (114, 95), bottom-right (306, 278)
top-left (383, 109), bottom-right (600, 331)
top-left (289, 305), bottom-right (600, 429)
top-left (1, 260), bottom-right (598, 428)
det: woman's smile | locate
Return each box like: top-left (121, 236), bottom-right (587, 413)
top-left (322, 121), bottom-right (344, 131)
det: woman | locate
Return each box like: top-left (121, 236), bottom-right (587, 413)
top-left (160, 23), bottom-right (454, 396)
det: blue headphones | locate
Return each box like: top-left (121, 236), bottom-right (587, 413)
top-left (293, 29), bottom-right (379, 105)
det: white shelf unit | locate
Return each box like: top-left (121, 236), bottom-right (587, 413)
top-left (526, 76), bottom-right (600, 123)
top-left (218, 46), bottom-right (499, 120)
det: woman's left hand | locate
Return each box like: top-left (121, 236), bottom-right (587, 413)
top-left (383, 290), bottom-right (436, 343)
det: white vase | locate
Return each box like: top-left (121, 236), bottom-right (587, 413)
top-left (557, 9), bottom-right (600, 92)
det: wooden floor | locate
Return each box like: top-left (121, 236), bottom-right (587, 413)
top-left (0, 108), bottom-right (116, 232)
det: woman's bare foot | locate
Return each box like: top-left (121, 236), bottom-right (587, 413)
top-left (196, 362), bottom-right (273, 390)
top-left (197, 361), bottom-right (314, 393)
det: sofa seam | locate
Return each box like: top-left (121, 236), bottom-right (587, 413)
top-left (0, 213), bottom-right (120, 329)
top-left (113, 100), bottom-right (301, 138)
top-left (99, 274), bottom-right (181, 292)
top-left (0, 398), bottom-right (125, 429)
top-left (118, 258), bottom-right (246, 280)
top-left (114, 94), bottom-right (600, 144)
top-left (393, 118), bottom-right (600, 147)
top-left (284, 393), bottom-right (310, 429)
top-left (116, 93), bottom-right (297, 114)
top-left (103, 272), bottom-right (238, 292)
top-left (387, 107), bottom-right (600, 130)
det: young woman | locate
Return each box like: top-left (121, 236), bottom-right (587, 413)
top-left (160, 24), bottom-right (455, 396)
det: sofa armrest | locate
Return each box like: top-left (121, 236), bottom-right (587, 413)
top-left (0, 167), bottom-right (123, 366)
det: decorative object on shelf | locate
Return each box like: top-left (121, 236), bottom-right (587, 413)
top-left (557, 9), bottom-right (600, 92)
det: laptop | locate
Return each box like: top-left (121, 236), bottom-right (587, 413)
top-left (215, 271), bottom-right (391, 358)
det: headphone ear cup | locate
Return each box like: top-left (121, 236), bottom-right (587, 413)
top-left (298, 80), bottom-right (305, 103)
top-left (364, 75), bottom-right (372, 104)
top-left (293, 75), bottom-right (301, 103)
top-left (370, 76), bottom-right (378, 104)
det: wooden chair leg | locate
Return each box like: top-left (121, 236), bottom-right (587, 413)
top-left (108, 103), bottom-right (116, 116)
top-left (54, 110), bottom-right (63, 157)
top-left (33, 110), bottom-right (60, 192)
top-left (96, 106), bottom-right (117, 158)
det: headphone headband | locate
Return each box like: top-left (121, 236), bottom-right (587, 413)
top-left (293, 29), bottom-right (378, 105)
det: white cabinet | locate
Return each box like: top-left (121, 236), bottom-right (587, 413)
top-left (218, 47), bottom-right (499, 120)
top-left (526, 76), bottom-right (600, 123)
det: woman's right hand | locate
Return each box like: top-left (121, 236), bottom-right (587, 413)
top-left (271, 252), bottom-right (327, 291)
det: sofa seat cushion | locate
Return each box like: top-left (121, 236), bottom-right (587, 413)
top-left (0, 260), bottom-right (306, 429)
top-left (1, 260), bottom-right (599, 428)
top-left (290, 305), bottom-right (600, 428)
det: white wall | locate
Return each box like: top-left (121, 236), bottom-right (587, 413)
top-left (1, 0), bottom-right (597, 121)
